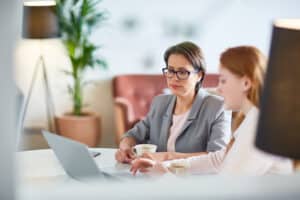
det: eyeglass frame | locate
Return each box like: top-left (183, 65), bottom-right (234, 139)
top-left (161, 67), bottom-right (200, 80)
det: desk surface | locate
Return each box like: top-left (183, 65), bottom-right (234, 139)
top-left (17, 149), bottom-right (300, 200)
top-left (17, 148), bottom-right (130, 184)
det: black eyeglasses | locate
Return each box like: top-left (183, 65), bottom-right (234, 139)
top-left (162, 67), bottom-right (199, 80)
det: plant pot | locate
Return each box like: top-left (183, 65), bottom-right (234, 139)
top-left (55, 113), bottom-right (101, 147)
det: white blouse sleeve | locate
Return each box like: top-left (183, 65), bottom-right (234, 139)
top-left (162, 149), bottom-right (226, 175)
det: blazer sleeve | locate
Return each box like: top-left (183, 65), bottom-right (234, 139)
top-left (122, 97), bottom-right (157, 144)
top-left (207, 105), bottom-right (232, 152)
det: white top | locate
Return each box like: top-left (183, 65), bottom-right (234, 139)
top-left (163, 106), bottom-right (293, 175)
top-left (167, 109), bottom-right (191, 152)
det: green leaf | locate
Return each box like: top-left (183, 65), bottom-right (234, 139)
top-left (95, 59), bottom-right (107, 69)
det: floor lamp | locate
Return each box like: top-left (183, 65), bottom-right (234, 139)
top-left (255, 19), bottom-right (300, 168)
top-left (21, 1), bottom-right (60, 133)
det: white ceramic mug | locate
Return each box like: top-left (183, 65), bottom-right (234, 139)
top-left (133, 144), bottom-right (157, 157)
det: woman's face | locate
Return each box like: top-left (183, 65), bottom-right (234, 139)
top-left (217, 66), bottom-right (250, 111)
top-left (166, 54), bottom-right (202, 97)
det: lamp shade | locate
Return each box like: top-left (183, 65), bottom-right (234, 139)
top-left (255, 19), bottom-right (300, 159)
top-left (22, 1), bottom-right (59, 38)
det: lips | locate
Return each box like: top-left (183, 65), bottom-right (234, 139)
top-left (170, 84), bottom-right (182, 89)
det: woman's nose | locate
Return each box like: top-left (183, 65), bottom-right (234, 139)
top-left (170, 74), bottom-right (180, 81)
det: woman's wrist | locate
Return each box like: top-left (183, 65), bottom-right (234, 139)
top-left (119, 136), bottom-right (136, 150)
top-left (152, 161), bottom-right (169, 174)
top-left (166, 152), bottom-right (176, 160)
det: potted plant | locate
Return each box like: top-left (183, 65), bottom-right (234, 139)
top-left (54, 0), bottom-right (108, 147)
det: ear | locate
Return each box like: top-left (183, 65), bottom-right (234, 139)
top-left (197, 71), bottom-right (204, 82)
top-left (242, 76), bottom-right (252, 91)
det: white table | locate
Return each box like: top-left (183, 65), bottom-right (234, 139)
top-left (17, 148), bottom-right (130, 185)
top-left (17, 149), bottom-right (300, 200)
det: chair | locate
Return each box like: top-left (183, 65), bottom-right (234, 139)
top-left (112, 74), bottom-right (219, 144)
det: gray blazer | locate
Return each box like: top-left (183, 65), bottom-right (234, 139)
top-left (124, 89), bottom-right (231, 153)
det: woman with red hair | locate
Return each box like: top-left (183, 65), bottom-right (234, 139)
top-left (130, 46), bottom-right (293, 176)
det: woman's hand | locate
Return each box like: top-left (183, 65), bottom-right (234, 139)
top-left (115, 137), bottom-right (137, 163)
top-left (130, 158), bottom-right (169, 176)
top-left (115, 148), bottom-right (135, 163)
top-left (130, 158), bottom-right (156, 175)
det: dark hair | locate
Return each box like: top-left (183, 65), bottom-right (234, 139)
top-left (163, 41), bottom-right (206, 91)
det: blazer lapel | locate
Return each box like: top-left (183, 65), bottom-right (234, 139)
top-left (159, 96), bottom-right (176, 151)
top-left (177, 89), bottom-right (208, 139)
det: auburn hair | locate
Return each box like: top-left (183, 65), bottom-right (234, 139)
top-left (220, 46), bottom-right (266, 131)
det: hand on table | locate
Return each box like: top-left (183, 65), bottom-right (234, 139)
top-left (130, 158), bottom-right (156, 175)
top-left (115, 148), bottom-right (135, 164)
top-left (130, 158), bottom-right (168, 176)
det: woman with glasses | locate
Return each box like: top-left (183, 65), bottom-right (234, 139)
top-left (130, 46), bottom-right (293, 175)
top-left (115, 41), bottom-right (231, 163)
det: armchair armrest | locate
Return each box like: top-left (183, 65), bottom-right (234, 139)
top-left (114, 97), bottom-right (136, 144)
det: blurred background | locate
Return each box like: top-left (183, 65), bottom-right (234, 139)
top-left (0, 1), bottom-right (299, 199)
top-left (14, 0), bottom-right (300, 149)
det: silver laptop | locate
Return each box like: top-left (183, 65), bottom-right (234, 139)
top-left (42, 130), bottom-right (135, 182)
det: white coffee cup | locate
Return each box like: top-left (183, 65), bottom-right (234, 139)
top-left (168, 161), bottom-right (190, 176)
top-left (133, 144), bottom-right (157, 157)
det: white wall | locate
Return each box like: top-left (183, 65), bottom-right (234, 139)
top-left (15, 0), bottom-right (300, 147)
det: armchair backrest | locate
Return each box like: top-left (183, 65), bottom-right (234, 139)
top-left (113, 74), bottom-right (167, 123)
